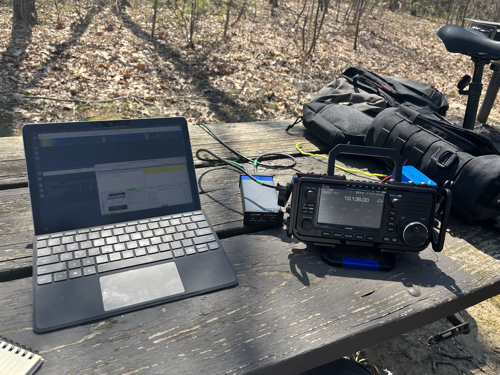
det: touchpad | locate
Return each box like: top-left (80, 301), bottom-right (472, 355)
top-left (99, 262), bottom-right (185, 311)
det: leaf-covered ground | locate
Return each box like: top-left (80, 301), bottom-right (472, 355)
top-left (0, 0), bottom-right (498, 136)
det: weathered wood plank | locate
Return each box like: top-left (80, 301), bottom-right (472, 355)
top-left (0, 155), bottom-right (385, 280)
top-left (1, 227), bottom-right (500, 375)
top-left (0, 120), bottom-right (325, 188)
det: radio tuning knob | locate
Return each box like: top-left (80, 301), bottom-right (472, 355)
top-left (403, 222), bottom-right (428, 247)
top-left (301, 219), bottom-right (313, 231)
top-left (390, 198), bottom-right (402, 208)
top-left (305, 189), bottom-right (316, 201)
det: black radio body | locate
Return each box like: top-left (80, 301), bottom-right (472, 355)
top-left (280, 145), bottom-right (451, 253)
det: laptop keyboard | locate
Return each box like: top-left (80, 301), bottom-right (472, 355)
top-left (34, 211), bottom-right (219, 285)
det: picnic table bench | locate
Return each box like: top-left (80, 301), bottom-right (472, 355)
top-left (1, 120), bottom-right (500, 374)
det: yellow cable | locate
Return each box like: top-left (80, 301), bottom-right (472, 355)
top-left (295, 142), bottom-right (388, 178)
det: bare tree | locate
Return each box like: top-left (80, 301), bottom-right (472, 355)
top-left (13, 0), bottom-right (37, 26)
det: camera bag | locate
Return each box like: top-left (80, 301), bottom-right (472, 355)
top-left (364, 103), bottom-right (500, 222)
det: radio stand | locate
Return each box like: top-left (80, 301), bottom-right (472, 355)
top-left (318, 245), bottom-right (397, 272)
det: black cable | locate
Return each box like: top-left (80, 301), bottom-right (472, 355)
top-left (197, 124), bottom-right (297, 172)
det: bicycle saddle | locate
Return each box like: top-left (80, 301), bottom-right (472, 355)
top-left (437, 24), bottom-right (500, 59)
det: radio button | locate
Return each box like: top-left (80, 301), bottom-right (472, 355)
top-left (344, 234), bottom-right (353, 239)
top-left (388, 222), bottom-right (395, 227)
top-left (391, 237), bottom-right (398, 242)
top-left (305, 190), bottom-right (316, 201)
top-left (387, 228), bottom-right (395, 232)
top-left (307, 203), bottom-right (315, 207)
top-left (383, 237), bottom-right (390, 242)
top-left (389, 216), bottom-right (396, 221)
top-left (333, 233), bottom-right (342, 238)
top-left (301, 219), bottom-right (313, 231)
top-left (355, 235), bottom-right (364, 240)
top-left (389, 210), bottom-right (397, 216)
top-left (322, 232), bottom-right (331, 237)
top-left (366, 236), bottom-right (375, 241)
top-left (302, 209), bottom-right (309, 214)
top-left (390, 198), bottom-right (402, 208)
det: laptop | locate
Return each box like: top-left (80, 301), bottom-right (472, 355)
top-left (22, 117), bottom-right (238, 333)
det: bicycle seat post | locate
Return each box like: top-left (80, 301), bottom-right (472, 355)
top-left (462, 56), bottom-right (488, 129)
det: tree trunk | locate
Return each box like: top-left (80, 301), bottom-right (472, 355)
top-left (13, 0), bottom-right (37, 26)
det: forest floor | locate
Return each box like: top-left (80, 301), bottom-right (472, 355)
top-left (1, 1), bottom-right (500, 374)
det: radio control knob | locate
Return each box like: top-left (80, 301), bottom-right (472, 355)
top-left (390, 198), bottom-right (402, 208)
top-left (403, 222), bottom-right (428, 247)
top-left (305, 189), bottom-right (316, 201)
top-left (301, 219), bottom-right (313, 231)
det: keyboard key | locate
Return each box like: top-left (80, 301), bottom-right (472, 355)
top-left (69, 269), bottom-right (82, 279)
top-left (74, 250), bottom-right (87, 259)
top-left (82, 258), bottom-right (95, 266)
top-left (119, 234), bottom-right (131, 242)
top-left (130, 233), bottom-right (142, 241)
top-left (60, 253), bottom-right (74, 261)
top-left (93, 239), bottom-right (105, 247)
top-left (114, 243), bottom-right (126, 251)
top-left (113, 228), bottom-right (125, 236)
top-left (67, 243), bottom-right (79, 251)
top-left (54, 272), bottom-right (67, 282)
top-left (88, 232), bottom-right (100, 240)
top-left (154, 228), bottom-right (165, 236)
top-left (176, 225), bottom-right (187, 232)
top-left (147, 245), bottom-right (159, 254)
top-left (80, 241), bottom-right (92, 250)
top-left (83, 266), bottom-right (97, 276)
top-left (109, 253), bottom-right (122, 262)
top-left (139, 220), bottom-right (149, 224)
top-left (51, 233), bottom-right (63, 238)
top-left (142, 230), bottom-right (154, 239)
top-left (182, 239), bottom-right (193, 247)
top-left (137, 239), bottom-right (149, 247)
top-left (68, 260), bottom-right (81, 269)
top-left (162, 235), bottom-right (173, 243)
top-left (90, 227), bottom-right (102, 232)
top-left (103, 225), bottom-right (114, 230)
top-left (97, 251), bottom-right (173, 273)
top-left (125, 226), bottom-right (137, 234)
top-left (37, 262), bottom-right (66, 275)
top-left (192, 215), bottom-right (205, 222)
top-left (101, 245), bottom-right (114, 254)
top-left (52, 245), bottom-right (66, 254)
top-left (96, 255), bottom-right (109, 264)
top-left (172, 214), bottom-right (182, 219)
top-left (62, 236), bottom-right (75, 244)
top-left (187, 223), bottom-right (197, 231)
top-left (181, 217), bottom-right (192, 224)
top-left (185, 247), bottom-right (197, 255)
top-left (37, 235), bottom-right (49, 240)
top-left (115, 223), bottom-right (126, 228)
top-left (173, 249), bottom-right (185, 257)
top-left (37, 248), bottom-right (52, 257)
top-left (182, 212), bottom-right (193, 217)
top-left (196, 244), bottom-right (209, 253)
top-left (159, 243), bottom-right (170, 252)
top-left (64, 231), bottom-right (77, 235)
top-left (197, 221), bottom-right (209, 229)
top-left (148, 222), bottom-right (159, 230)
top-left (208, 242), bottom-right (219, 250)
top-left (136, 224), bottom-right (148, 231)
top-left (160, 220), bottom-right (170, 227)
top-left (164, 227), bottom-right (176, 235)
top-left (135, 248), bottom-right (147, 257)
top-left (48, 238), bottom-right (61, 247)
top-left (151, 217), bottom-right (160, 222)
top-left (122, 250), bottom-right (134, 259)
top-left (196, 228), bottom-right (213, 237)
top-left (170, 219), bottom-right (181, 226)
top-left (174, 233), bottom-right (185, 241)
top-left (193, 235), bottom-right (216, 245)
top-left (36, 240), bottom-right (47, 248)
top-left (101, 230), bottom-right (113, 238)
top-left (88, 248), bottom-right (100, 257)
top-left (171, 241), bottom-right (181, 249)
top-left (77, 229), bottom-right (89, 234)
top-left (37, 274), bottom-right (52, 285)
top-left (150, 237), bottom-right (161, 245)
top-left (127, 241), bottom-right (138, 250)
top-left (75, 234), bottom-right (88, 242)
top-left (106, 237), bottom-right (118, 245)
top-left (184, 231), bottom-right (195, 239)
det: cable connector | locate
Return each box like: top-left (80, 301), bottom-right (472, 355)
top-left (276, 182), bottom-right (292, 207)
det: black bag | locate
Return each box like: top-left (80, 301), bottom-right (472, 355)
top-left (300, 101), bottom-right (374, 147)
top-left (365, 103), bottom-right (500, 222)
top-left (342, 67), bottom-right (449, 116)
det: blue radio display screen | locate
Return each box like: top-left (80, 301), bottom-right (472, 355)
top-left (317, 186), bottom-right (386, 229)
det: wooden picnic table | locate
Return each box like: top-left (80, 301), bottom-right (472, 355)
top-left (1, 120), bottom-right (500, 375)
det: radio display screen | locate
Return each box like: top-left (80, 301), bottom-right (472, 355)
top-left (317, 186), bottom-right (386, 229)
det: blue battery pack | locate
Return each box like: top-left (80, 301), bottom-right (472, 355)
top-left (397, 166), bottom-right (437, 186)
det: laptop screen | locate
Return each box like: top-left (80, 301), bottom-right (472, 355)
top-left (23, 118), bottom-right (201, 235)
